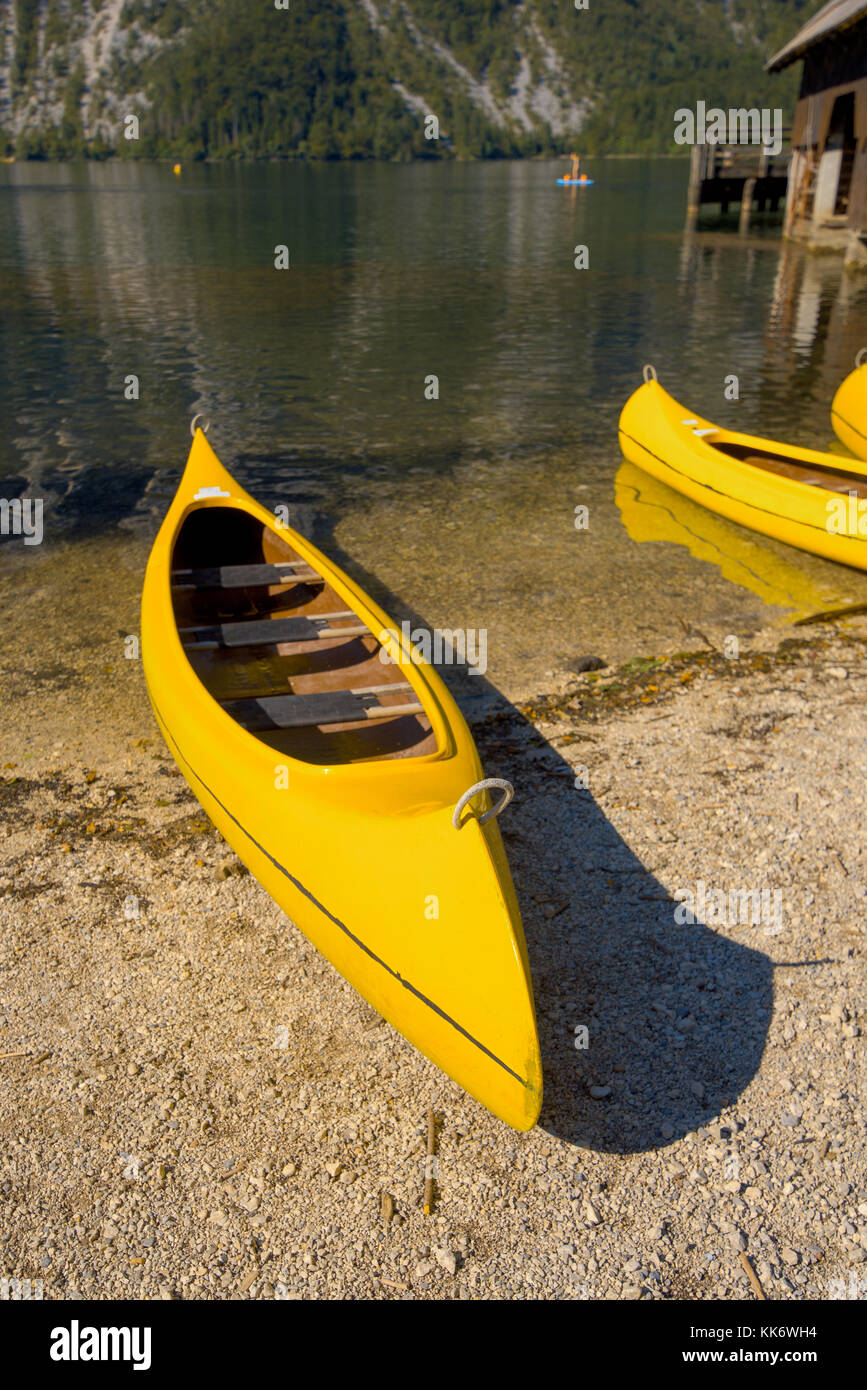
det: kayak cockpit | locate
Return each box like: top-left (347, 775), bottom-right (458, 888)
top-left (712, 440), bottom-right (867, 497)
top-left (170, 506), bottom-right (437, 765)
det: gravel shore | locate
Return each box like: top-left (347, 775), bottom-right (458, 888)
top-left (1, 610), bottom-right (865, 1301)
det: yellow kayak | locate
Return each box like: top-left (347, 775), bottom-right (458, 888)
top-left (831, 352), bottom-right (867, 461)
top-left (619, 370), bottom-right (867, 570)
top-left (141, 423), bottom-right (542, 1130)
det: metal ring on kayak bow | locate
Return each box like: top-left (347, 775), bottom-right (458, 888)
top-left (452, 778), bottom-right (514, 829)
top-left (643, 363), bottom-right (658, 383)
top-left (857, 348), bottom-right (867, 369)
top-left (190, 413), bottom-right (211, 438)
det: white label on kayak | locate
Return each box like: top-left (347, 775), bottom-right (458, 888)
top-left (692, 427), bottom-right (718, 437)
top-left (193, 486), bottom-right (231, 500)
top-left (681, 418), bottom-right (699, 425)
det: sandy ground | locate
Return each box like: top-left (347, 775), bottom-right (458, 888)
top-left (0, 592), bottom-right (865, 1300)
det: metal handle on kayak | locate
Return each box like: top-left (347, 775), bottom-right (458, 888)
top-left (857, 348), bottom-right (867, 368)
top-left (452, 778), bottom-right (514, 829)
top-left (190, 413), bottom-right (211, 438)
top-left (643, 363), bottom-right (658, 383)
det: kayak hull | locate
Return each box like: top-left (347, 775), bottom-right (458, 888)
top-left (141, 431), bottom-right (542, 1130)
top-left (618, 380), bottom-right (867, 570)
top-left (831, 361), bottom-right (867, 461)
top-left (557, 177), bottom-right (594, 185)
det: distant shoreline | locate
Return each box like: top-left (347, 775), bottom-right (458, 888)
top-left (0, 150), bottom-right (694, 167)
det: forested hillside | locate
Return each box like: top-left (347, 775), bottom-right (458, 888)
top-left (0, 0), bottom-right (809, 160)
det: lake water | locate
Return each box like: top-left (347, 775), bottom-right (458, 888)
top-left (2, 157), bottom-right (867, 702)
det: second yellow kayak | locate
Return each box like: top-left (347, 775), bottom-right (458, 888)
top-left (831, 353), bottom-right (867, 461)
top-left (619, 372), bottom-right (867, 570)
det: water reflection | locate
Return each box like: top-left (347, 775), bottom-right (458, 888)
top-left (2, 159), bottom-right (867, 688)
top-left (615, 459), bottom-right (841, 618)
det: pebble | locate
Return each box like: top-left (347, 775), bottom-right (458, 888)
top-left (434, 1247), bottom-right (457, 1275)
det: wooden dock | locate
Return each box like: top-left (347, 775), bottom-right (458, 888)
top-left (686, 142), bottom-right (789, 231)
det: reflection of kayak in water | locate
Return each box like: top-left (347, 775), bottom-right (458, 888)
top-left (614, 458), bottom-right (844, 618)
top-left (557, 176), bottom-right (593, 185)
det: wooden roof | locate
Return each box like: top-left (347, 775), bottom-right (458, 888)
top-left (766, 0), bottom-right (867, 71)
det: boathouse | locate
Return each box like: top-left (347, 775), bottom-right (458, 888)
top-left (767, 0), bottom-right (867, 265)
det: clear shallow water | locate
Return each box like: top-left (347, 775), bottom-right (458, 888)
top-left (2, 158), bottom-right (867, 698)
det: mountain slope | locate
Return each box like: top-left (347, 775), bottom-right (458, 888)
top-left (0, 0), bottom-right (807, 160)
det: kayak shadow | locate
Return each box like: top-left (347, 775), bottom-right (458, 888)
top-left (469, 698), bottom-right (773, 1155)
top-left (499, 762), bottom-right (774, 1154)
top-left (255, 498), bottom-right (774, 1155)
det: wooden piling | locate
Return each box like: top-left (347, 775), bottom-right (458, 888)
top-left (686, 144), bottom-right (702, 224)
top-left (739, 177), bottom-right (756, 233)
top-left (685, 134), bottom-right (789, 228)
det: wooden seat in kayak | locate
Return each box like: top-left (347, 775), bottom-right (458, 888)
top-left (172, 562), bottom-right (321, 588)
top-left (180, 613), bottom-right (368, 649)
top-left (170, 504), bottom-right (435, 763)
top-left (221, 685), bottom-right (423, 731)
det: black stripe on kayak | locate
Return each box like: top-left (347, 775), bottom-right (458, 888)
top-left (618, 427), bottom-right (866, 538)
top-left (148, 693), bottom-right (529, 1091)
top-left (831, 407), bottom-right (867, 445)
